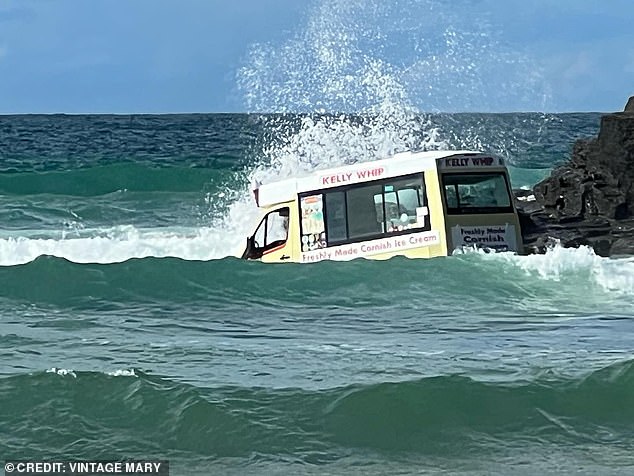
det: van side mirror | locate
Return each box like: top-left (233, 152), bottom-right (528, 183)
top-left (241, 236), bottom-right (255, 259)
top-left (242, 235), bottom-right (265, 260)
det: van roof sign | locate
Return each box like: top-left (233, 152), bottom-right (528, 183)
top-left (438, 156), bottom-right (505, 168)
top-left (254, 149), bottom-right (488, 207)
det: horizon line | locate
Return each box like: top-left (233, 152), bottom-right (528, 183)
top-left (0, 109), bottom-right (611, 116)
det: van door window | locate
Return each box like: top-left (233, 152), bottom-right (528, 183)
top-left (245, 207), bottom-right (289, 259)
top-left (442, 173), bottom-right (513, 214)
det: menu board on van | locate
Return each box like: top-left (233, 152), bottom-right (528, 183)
top-left (300, 195), bottom-right (327, 251)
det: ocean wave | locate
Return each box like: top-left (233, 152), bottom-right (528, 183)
top-left (0, 245), bottom-right (631, 308)
top-left (2, 361), bottom-right (633, 459)
top-left (493, 245), bottom-right (634, 295)
top-left (0, 225), bottom-right (238, 266)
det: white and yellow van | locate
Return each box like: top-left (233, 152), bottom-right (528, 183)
top-left (241, 150), bottom-right (523, 263)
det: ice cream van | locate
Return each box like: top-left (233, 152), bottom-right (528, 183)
top-left (241, 150), bottom-right (523, 263)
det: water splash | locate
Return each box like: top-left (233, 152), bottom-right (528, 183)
top-left (233, 0), bottom-right (551, 188)
top-left (238, 0), bottom-right (550, 115)
top-left (237, 0), bottom-right (455, 186)
top-left (494, 244), bottom-right (634, 296)
top-left (0, 226), bottom-right (241, 265)
top-left (210, 0), bottom-right (550, 251)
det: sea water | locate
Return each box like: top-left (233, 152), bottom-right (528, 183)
top-left (2, 112), bottom-right (633, 476)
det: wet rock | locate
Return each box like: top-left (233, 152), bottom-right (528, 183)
top-left (516, 96), bottom-right (634, 256)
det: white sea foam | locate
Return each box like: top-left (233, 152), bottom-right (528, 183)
top-left (44, 368), bottom-right (138, 377)
top-left (495, 245), bottom-right (634, 295)
top-left (46, 367), bottom-right (77, 378)
top-left (107, 369), bottom-right (137, 377)
top-left (0, 225), bottom-right (240, 266)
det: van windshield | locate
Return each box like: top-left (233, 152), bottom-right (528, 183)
top-left (442, 173), bottom-right (513, 214)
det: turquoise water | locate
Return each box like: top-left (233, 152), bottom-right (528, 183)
top-left (1, 113), bottom-right (634, 475)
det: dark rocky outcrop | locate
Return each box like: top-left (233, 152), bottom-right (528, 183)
top-left (516, 96), bottom-right (634, 256)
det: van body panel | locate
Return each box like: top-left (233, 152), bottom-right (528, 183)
top-left (298, 229), bottom-right (443, 263)
top-left (420, 168), bottom-right (450, 257)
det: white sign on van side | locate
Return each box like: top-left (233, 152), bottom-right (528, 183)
top-left (300, 230), bottom-right (441, 263)
top-left (318, 165), bottom-right (387, 187)
top-left (451, 224), bottom-right (517, 252)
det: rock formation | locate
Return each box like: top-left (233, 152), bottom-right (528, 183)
top-left (516, 96), bottom-right (634, 256)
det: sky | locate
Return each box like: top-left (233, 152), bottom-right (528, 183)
top-left (0, 0), bottom-right (632, 114)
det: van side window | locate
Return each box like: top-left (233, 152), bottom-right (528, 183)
top-left (442, 173), bottom-right (512, 214)
top-left (374, 177), bottom-right (428, 233)
top-left (299, 173), bottom-right (429, 249)
top-left (325, 192), bottom-right (347, 242)
top-left (347, 184), bottom-right (383, 239)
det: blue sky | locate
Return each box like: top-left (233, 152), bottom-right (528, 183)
top-left (0, 0), bottom-right (632, 113)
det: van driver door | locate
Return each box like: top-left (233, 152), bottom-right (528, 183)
top-left (242, 207), bottom-right (291, 261)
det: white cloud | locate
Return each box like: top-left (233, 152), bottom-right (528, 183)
top-left (562, 51), bottom-right (593, 82)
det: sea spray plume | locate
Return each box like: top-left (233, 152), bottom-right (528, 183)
top-left (222, 0), bottom-right (447, 248)
top-left (247, 112), bottom-right (443, 186)
top-left (239, 0), bottom-right (387, 113)
top-left (235, 0), bottom-right (552, 184)
top-left (217, 0), bottom-right (444, 247)
top-left (237, 0), bottom-right (446, 187)
top-left (238, 0), bottom-right (551, 114)
top-left (392, 0), bottom-right (551, 113)
top-left (217, 0), bottom-right (553, 251)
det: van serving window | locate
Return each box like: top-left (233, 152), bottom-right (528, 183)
top-left (442, 173), bottom-right (513, 214)
top-left (299, 173), bottom-right (429, 250)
